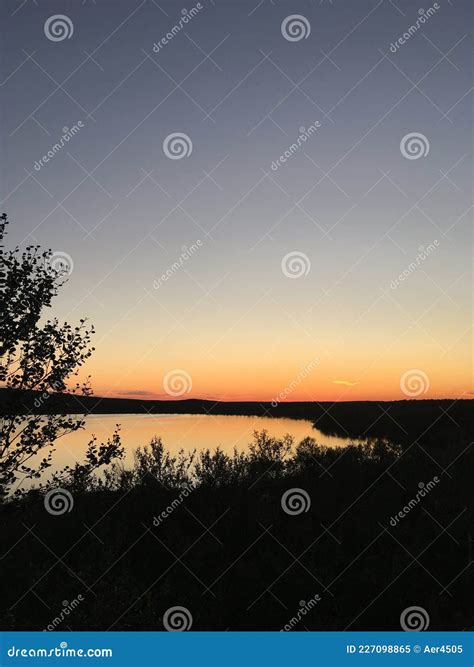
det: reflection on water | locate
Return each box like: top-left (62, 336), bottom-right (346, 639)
top-left (50, 413), bottom-right (364, 473)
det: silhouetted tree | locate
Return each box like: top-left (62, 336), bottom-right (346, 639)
top-left (0, 213), bottom-right (122, 496)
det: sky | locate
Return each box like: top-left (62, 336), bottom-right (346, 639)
top-left (1, 0), bottom-right (472, 402)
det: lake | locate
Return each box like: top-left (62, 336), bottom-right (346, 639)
top-left (49, 413), bottom-right (364, 473)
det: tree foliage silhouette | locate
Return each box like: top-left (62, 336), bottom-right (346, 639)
top-left (0, 213), bottom-right (122, 496)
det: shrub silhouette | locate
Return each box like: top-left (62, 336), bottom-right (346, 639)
top-left (1, 428), bottom-right (471, 631)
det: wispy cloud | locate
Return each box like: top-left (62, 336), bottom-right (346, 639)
top-left (332, 380), bottom-right (359, 387)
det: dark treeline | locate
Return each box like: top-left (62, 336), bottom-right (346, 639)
top-left (1, 387), bottom-right (472, 447)
top-left (1, 430), bottom-right (472, 631)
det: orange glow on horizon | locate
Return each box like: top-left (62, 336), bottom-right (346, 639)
top-left (71, 301), bottom-right (471, 404)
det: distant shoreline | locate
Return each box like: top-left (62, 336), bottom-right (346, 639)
top-left (2, 388), bottom-right (472, 445)
top-left (1, 387), bottom-right (471, 415)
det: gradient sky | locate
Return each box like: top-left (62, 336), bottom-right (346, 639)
top-left (1, 0), bottom-right (472, 402)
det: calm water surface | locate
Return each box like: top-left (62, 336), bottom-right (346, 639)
top-left (51, 413), bottom-right (364, 471)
